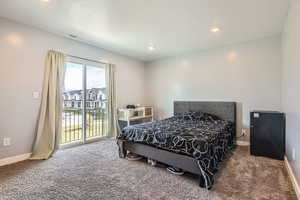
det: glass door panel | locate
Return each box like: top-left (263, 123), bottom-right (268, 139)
top-left (86, 65), bottom-right (107, 139)
top-left (62, 62), bottom-right (84, 144)
top-left (61, 60), bottom-right (107, 146)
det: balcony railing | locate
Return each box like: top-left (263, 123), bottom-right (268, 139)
top-left (61, 103), bottom-right (107, 145)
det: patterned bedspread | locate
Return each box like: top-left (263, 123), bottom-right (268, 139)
top-left (118, 112), bottom-right (235, 189)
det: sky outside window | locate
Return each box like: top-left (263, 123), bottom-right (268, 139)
top-left (64, 62), bottom-right (105, 91)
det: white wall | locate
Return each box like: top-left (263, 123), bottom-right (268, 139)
top-left (282, 0), bottom-right (300, 183)
top-left (0, 18), bottom-right (145, 159)
top-left (145, 36), bottom-right (282, 138)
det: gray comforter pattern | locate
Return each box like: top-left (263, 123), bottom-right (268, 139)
top-left (118, 112), bottom-right (234, 189)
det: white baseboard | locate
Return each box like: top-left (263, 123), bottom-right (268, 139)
top-left (237, 140), bottom-right (250, 146)
top-left (284, 156), bottom-right (300, 199)
top-left (0, 153), bottom-right (31, 167)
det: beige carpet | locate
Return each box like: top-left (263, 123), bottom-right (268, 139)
top-left (0, 140), bottom-right (297, 200)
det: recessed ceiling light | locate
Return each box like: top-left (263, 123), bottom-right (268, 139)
top-left (211, 27), bottom-right (221, 33)
top-left (148, 45), bottom-right (155, 51)
top-left (41, 0), bottom-right (50, 2)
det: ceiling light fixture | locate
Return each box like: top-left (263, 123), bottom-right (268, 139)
top-left (148, 45), bottom-right (155, 51)
top-left (211, 27), bottom-right (221, 33)
top-left (41, 0), bottom-right (50, 2)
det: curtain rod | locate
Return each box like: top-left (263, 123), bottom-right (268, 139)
top-left (65, 54), bottom-right (109, 65)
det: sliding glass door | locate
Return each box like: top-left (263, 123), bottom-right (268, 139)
top-left (61, 58), bottom-right (107, 146)
top-left (62, 62), bottom-right (84, 144)
top-left (86, 65), bottom-right (107, 139)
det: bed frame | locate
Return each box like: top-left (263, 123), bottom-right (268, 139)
top-left (117, 101), bottom-right (237, 187)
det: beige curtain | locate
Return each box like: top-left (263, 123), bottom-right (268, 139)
top-left (106, 64), bottom-right (120, 138)
top-left (31, 50), bottom-right (65, 160)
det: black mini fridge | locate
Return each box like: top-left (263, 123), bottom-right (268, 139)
top-left (250, 111), bottom-right (285, 160)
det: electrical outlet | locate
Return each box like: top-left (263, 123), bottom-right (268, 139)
top-left (3, 138), bottom-right (11, 146)
top-left (292, 148), bottom-right (296, 161)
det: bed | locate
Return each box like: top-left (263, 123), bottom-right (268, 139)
top-left (117, 101), bottom-right (236, 189)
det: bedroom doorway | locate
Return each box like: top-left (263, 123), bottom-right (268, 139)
top-left (61, 58), bottom-right (107, 147)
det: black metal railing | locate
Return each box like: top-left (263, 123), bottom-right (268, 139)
top-left (62, 109), bottom-right (83, 144)
top-left (61, 101), bottom-right (107, 145)
top-left (86, 108), bottom-right (107, 139)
